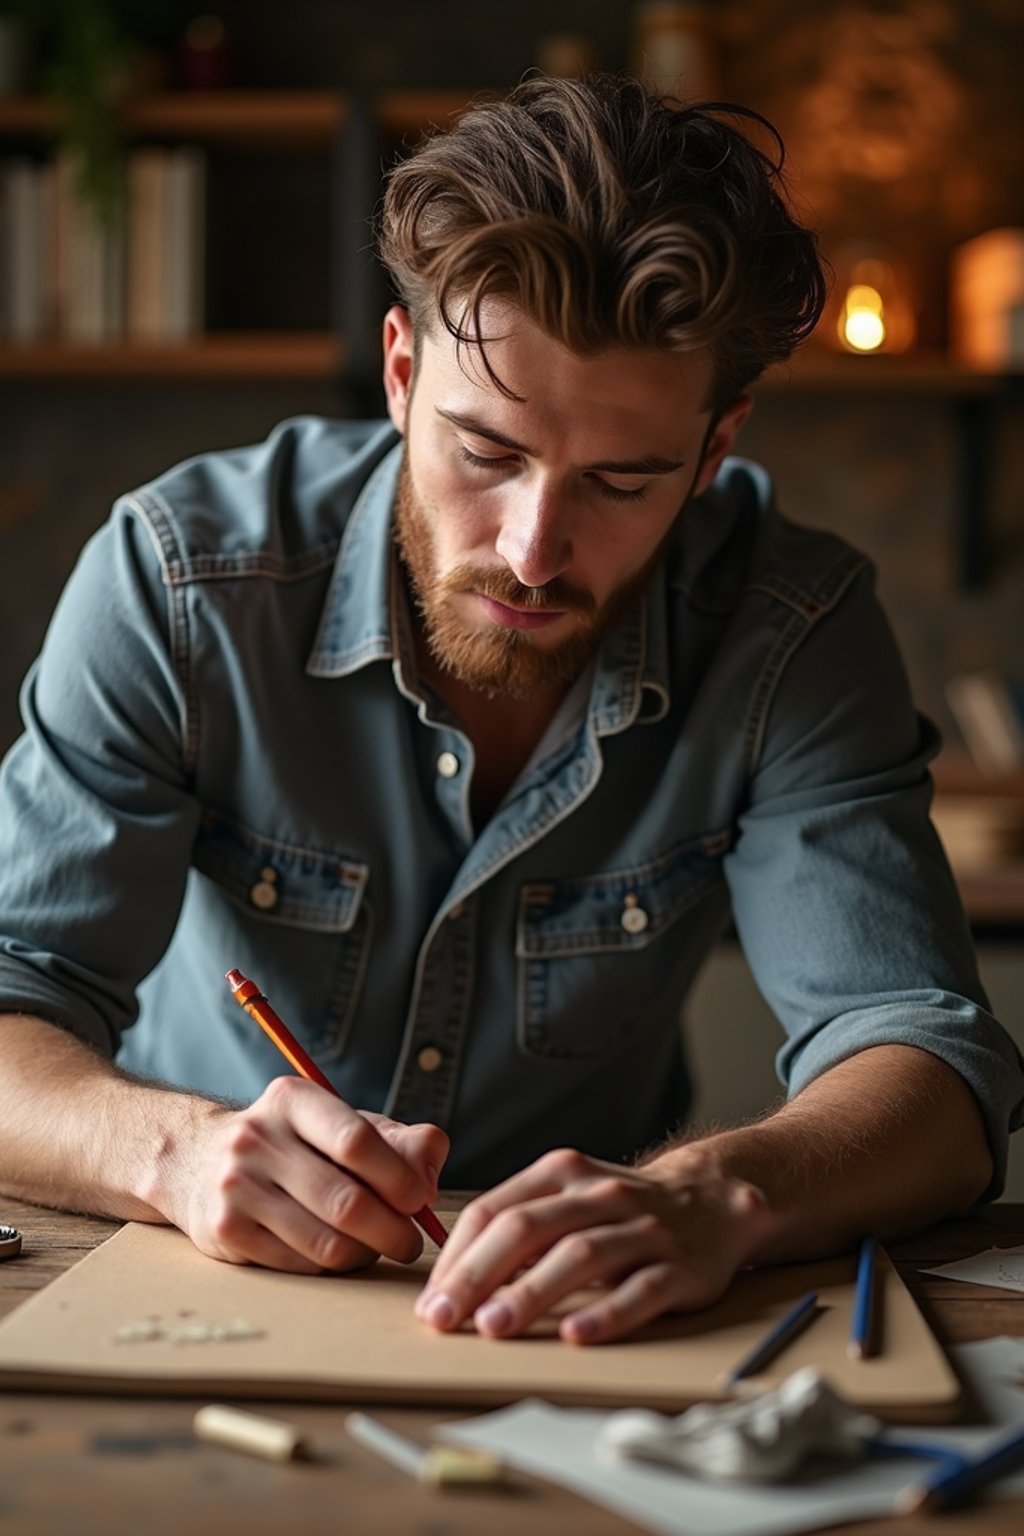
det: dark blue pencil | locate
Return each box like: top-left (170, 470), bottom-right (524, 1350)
top-left (724, 1291), bottom-right (820, 1386)
top-left (897, 1421), bottom-right (1024, 1512)
top-left (848, 1234), bottom-right (877, 1360)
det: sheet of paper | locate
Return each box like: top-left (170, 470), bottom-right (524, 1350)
top-left (437, 1339), bottom-right (1024, 1536)
top-left (923, 1244), bottom-right (1024, 1293)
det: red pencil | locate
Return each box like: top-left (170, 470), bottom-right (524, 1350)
top-left (225, 968), bottom-right (447, 1249)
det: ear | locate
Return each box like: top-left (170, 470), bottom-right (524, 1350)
top-left (382, 305), bottom-right (416, 434)
top-left (691, 394), bottom-right (754, 498)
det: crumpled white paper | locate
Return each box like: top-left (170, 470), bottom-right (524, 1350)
top-left (597, 1368), bottom-right (882, 1482)
top-left (436, 1339), bottom-right (1024, 1536)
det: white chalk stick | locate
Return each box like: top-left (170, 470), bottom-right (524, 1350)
top-left (346, 1411), bottom-right (502, 1485)
top-left (193, 1404), bottom-right (306, 1462)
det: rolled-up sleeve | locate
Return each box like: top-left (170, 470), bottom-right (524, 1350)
top-left (724, 564), bottom-right (1024, 1198)
top-left (0, 499), bottom-right (199, 1055)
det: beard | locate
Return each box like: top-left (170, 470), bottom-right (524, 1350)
top-left (393, 452), bottom-right (671, 701)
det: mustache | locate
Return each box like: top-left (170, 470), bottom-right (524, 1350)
top-left (443, 563), bottom-right (597, 617)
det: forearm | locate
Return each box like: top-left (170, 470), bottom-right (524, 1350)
top-left (643, 1043), bottom-right (993, 1263)
top-left (0, 1013), bottom-right (226, 1224)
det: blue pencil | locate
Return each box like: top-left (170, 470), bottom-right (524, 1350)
top-left (848, 1234), bottom-right (877, 1360)
top-left (724, 1291), bottom-right (820, 1385)
top-left (897, 1421), bottom-right (1024, 1513)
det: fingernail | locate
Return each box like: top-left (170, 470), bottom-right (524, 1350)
top-left (475, 1300), bottom-right (512, 1336)
top-left (415, 1287), bottom-right (434, 1319)
top-left (424, 1291), bottom-right (455, 1329)
top-left (565, 1313), bottom-right (597, 1343)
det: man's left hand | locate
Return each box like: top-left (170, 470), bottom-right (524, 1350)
top-left (415, 1147), bottom-right (771, 1344)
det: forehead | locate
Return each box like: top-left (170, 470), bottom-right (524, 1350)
top-left (417, 301), bottom-right (713, 446)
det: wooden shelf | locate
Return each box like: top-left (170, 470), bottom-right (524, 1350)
top-left (933, 751), bottom-right (1024, 801)
top-left (374, 89), bottom-right (481, 139)
top-left (0, 333), bottom-right (344, 378)
top-left (0, 91), bottom-right (346, 146)
top-left (758, 349), bottom-right (1021, 396)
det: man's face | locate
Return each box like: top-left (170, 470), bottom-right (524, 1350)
top-left (384, 301), bottom-right (750, 700)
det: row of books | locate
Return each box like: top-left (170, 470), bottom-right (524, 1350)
top-left (0, 149), bottom-right (205, 345)
top-left (946, 670), bottom-right (1024, 777)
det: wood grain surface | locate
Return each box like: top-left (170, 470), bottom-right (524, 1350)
top-left (0, 1196), bottom-right (1022, 1536)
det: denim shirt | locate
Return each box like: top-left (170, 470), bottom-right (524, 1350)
top-left (1, 417), bottom-right (1021, 1190)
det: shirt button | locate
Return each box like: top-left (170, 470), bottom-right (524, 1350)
top-left (250, 866), bottom-right (279, 911)
top-left (417, 1045), bottom-right (444, 1073)
top-left (436, 750), bottom-right (460, 779)
top-left (620, 893), bottom-right (649, 935)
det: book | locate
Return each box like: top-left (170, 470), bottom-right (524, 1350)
top-left (127, 146), bottom-right (206, 343)
top-left (4, 157), bottom-right (50, 341)
top-left (127, 149), bottom-right (167, 342)
top-left (165, 146), bottom-right (206, 340)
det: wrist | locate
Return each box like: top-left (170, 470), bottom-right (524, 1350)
top-left (131, 1085), bottom-right (228, 1227)
top-left (641, 1135), bottom-right (778, 1266)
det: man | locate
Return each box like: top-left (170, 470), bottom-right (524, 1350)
top-left (1, 76), bottom-right (1020, 1347)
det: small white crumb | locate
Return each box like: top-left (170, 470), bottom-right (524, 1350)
top-left (112, 1317), bottom-right (265, 1346)
top-left (111, 1320), bottom-right (164, 1344)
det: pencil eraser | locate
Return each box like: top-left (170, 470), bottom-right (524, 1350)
top-left (421, 1446), bottom-right (504, 1485)
top-left (193, 1403), bottom-right (307, 1462)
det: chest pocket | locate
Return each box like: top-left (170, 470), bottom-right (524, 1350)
top-left (192, 809), bottom-right (371, 1061)
top-left (515, 829), bottom-right (732, 1059)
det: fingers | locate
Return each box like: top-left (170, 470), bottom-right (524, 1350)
top-left (191, 1081), bottom-right (449, 1271)
top-left (414, 1148), bottom-right (750, 1345)
top-left (418, 1160), bottom-right (651, 1333)
top-left (560, 1261), bottom-right (691, 1344)
top-left (272, 1080), bottom-right (436, 1217)
top-left (427, 1147), bottom-right (597, 1291)
top-left (194, 1166), bottom-right (380, 1273)
top-left (419, 1208), bottom-right (671, 1337)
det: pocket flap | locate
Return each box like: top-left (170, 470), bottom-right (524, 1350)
top-left (517, 830), bottom-right (731, 959)
top-left (194, 810), bottom-right (368, 934)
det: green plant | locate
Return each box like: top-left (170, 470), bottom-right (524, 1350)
top-left (17, 0), bottom-right (169, 226)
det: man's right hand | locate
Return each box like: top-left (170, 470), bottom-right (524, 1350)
top-left (171, 1077), bottom-right (449, 1273)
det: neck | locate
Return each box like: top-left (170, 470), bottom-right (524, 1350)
top-left (413, 629), bottom-right (574, 827)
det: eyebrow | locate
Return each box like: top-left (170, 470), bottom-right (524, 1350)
top-left (435, 407), bottom-right (686, 476)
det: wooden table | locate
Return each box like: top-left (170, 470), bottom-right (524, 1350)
top-left (1, 1199), bottom-right (1023, 1536)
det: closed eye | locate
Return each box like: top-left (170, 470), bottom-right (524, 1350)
top-left (458, 447), bottom-right (651, 504)
top-left (592, 477), bottom-right (650, 503)
top-left (458, 445), bottom-right (515, 471)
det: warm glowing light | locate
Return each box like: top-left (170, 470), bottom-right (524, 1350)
top-left (839, 284), bottom-right (887, 352)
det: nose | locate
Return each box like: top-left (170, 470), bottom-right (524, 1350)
top-left (493, 488), bottom-right (573, 591)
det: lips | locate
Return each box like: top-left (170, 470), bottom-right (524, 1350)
top-left (476, 595), bottom-right (568, 631)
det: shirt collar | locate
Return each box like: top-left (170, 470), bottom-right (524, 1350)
top-left (306, 440), bottom-right (404, 678)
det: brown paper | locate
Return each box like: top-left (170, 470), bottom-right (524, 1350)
top-left (0, 1221), bottom-right (959, 1420)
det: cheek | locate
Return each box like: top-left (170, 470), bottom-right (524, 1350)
top-left (416, 456), bottom-right (502, 549)
top-left (593, 506), bottom-right (679, 593)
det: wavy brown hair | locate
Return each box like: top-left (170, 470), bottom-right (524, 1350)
top-left (377, 74), bottom-right (826, 413)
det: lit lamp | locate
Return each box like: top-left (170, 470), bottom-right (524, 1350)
top-left (832, 254), bottom-right (917, 355)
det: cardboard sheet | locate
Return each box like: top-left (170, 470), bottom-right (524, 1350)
top-left (0, 1220), bottom-right (959, 1419)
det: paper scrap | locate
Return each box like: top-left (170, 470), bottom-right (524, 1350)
top-left (923, 1245), bottom-right (1024, 1293)
top-left (436, 1339), bottom-right (1024, 1536)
